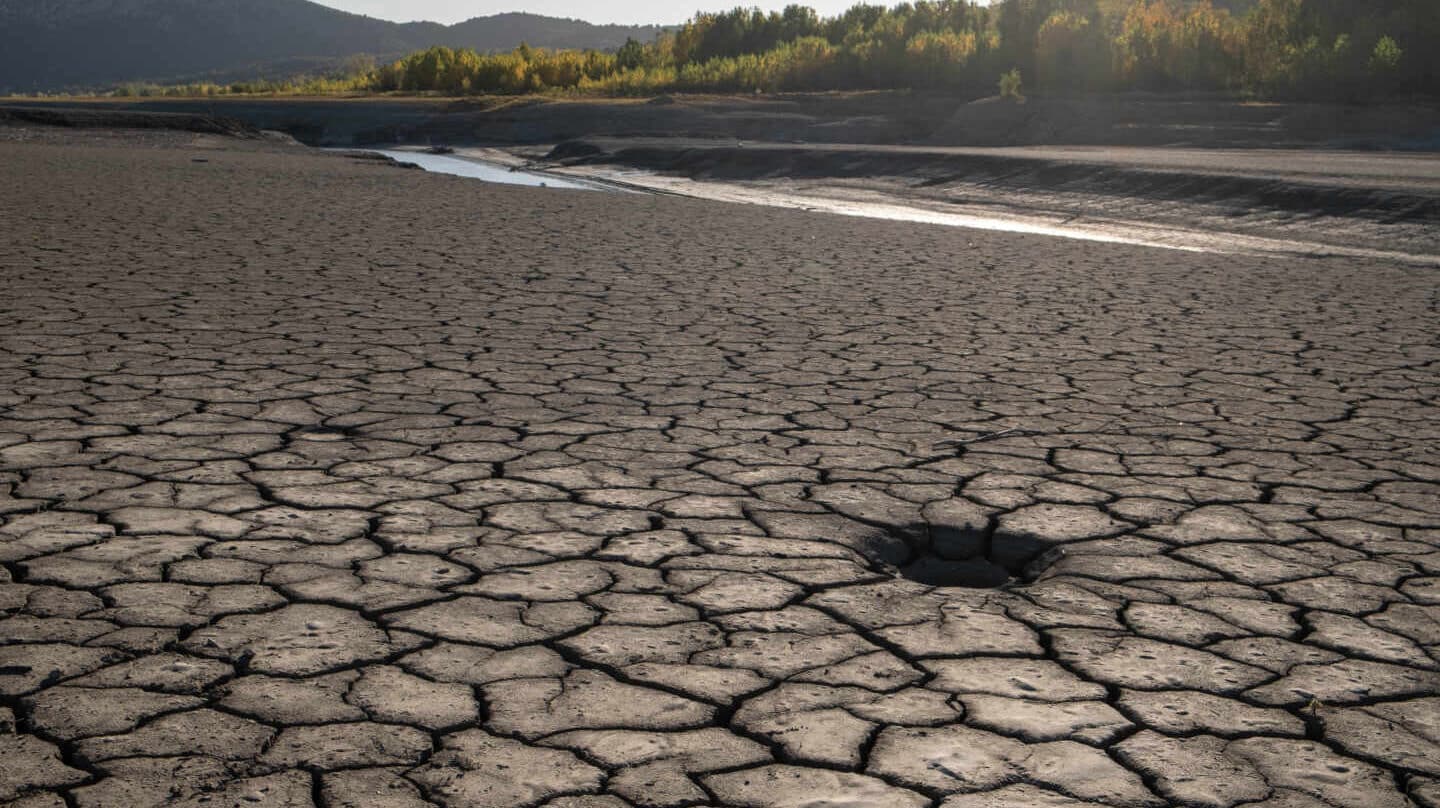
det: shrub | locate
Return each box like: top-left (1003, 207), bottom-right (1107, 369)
top-left (1370, 35), bottom-right (1403, 74)
top-left (998, 67), bottom-right (1024, 99)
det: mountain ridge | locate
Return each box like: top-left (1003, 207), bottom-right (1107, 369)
top-left (0, 0), bottom-right (668, 92)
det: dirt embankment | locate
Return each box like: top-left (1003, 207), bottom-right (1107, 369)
top-left (932, 95), bottom-right (1440, 150)
top-left (545, 139), bottom-right (1440, 232)
top-left (5, 92), bottom-right (1439, 150)
top-left (0, 104), bottom-right (262, 137)
top-left (0, 93), bottom-right (957, 147)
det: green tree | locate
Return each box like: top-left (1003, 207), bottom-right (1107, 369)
top-left (1035, 10), bottom-right (1109, 91)
top-left (616, 37), bottom-right (646, 71)
top-left (997, 0), bottom-right (1058, 87)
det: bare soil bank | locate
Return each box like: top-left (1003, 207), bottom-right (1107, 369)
top-left (0, 104), bottom-right (262, 138)
top-left (536, 138), bottom-right (1440, 260)
top-left (548, 138), bottom-right (1440, 221)
top-left (7, 92), bottom-right (1439, 150)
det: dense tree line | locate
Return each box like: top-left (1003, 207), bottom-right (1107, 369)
top-left (123, 0), bottom-right (1438, 99)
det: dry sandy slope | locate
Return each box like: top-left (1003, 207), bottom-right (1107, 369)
top-left (0, 132), bottom-right (1438, 807)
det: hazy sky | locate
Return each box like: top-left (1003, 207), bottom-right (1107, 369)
top-left (313, 1), bottom-right (864, 26)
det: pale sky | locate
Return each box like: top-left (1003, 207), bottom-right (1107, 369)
top-left (313, 1), bottom-right (865, 26)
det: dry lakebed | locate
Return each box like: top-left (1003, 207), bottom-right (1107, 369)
top-left (0, 125), bottom-right (1437, 808)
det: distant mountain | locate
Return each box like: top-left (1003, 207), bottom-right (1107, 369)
top-left (0, 0), bottom-right (667, 92)
top-left (444, 12), bottom-right (668, 52)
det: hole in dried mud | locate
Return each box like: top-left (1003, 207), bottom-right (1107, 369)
top-left (899, 555), bottom-right (1013, 588)
top-left (865, 522), bottom-right (1058, 590)
top-left (289, 425), bottom-right (358, 442)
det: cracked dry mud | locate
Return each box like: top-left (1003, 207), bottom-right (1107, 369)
top-left (1, 133), bottom-right (1438, 808)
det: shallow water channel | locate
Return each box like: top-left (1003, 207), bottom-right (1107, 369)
top-left (366, 149), bottom-right (602, 191)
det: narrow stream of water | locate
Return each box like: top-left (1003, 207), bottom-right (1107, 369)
top-left (365, 149), bottom-right (601, 191)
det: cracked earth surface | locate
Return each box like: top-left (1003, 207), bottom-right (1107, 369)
top-left (1, 134), bottom-right (1438, 808)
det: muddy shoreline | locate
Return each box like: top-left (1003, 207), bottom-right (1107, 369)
top-left (7, 100), bottom-right (1438, 261)
top-left (6, 92), bottom-right (1440, 150)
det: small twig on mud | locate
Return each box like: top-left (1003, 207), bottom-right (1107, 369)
top-left (934, 427), bottom-right (1025, 447)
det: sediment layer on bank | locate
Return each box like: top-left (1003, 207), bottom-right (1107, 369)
top-left (6, 92), bottom-right (1438, 150)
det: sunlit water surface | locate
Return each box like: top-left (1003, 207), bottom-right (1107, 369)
top-left (366, 149), bottom-right (600, 191)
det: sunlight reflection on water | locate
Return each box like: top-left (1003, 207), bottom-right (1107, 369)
top-left (367, 149), bottom-right (600, 191)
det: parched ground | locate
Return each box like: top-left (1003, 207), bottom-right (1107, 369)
top-left (0, 132), bottom-right (1438, 808)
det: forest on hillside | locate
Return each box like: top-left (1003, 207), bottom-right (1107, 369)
top-left (128, 0), bottom-right (1437, 100)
